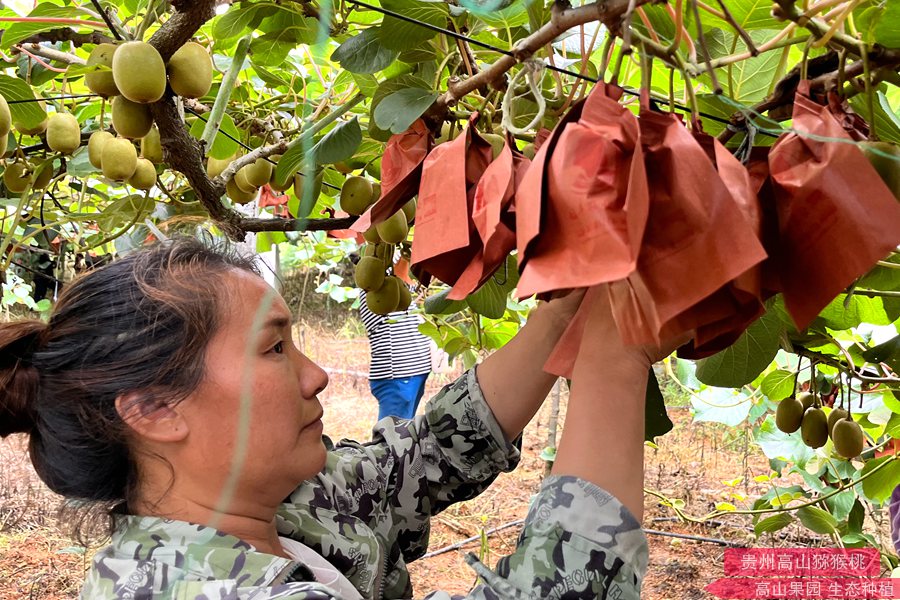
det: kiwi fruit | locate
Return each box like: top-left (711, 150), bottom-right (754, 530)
top-left (32, 162), bottom-right (52, 190)
top-left (775, 396), bottom-right (804, 434)
top-left (0, 134), bottom-right (8, 159)
top-left (0, 95), bottom-right (11, 137)
top-left (16, 114), bottom-right (47, 136)
top-left (293, 171), bottom-right (323, 203)
top-left (112, 41), bottom-right (166, 104)
top-left (101, 137), bottom-right (138, 181)
top-left (482, 132), bottom-right (505, 159)
top-left (141, 125), bottom-right (163, 163)
top-left (832, 418), bottom-right (864, 458)
top-left (111, 96), bottom-right (153, 139)
top-left (860, 141), bottom-right (900, 201)
top-left (827, 408), bottom-right (849, 438)
top-left (376, 210), bottom-right (409, 244)
top-left (522, 143), bottom-right (536, 159)
top-left (46, 113), bottom-right (81, 154)
top-left (127, 157), bottom-right (156, 190)
top-left (797, 392), bottom-right (816, 411)
top-left (363, 242), bottom-right (392, 267)
top-left (401, 198), bottom-right (416, 223)
top-left (354, 256), bottom-right (386, 291)
top-left (362, 224), bottom-right (381, 243)
top-left (226, 177), bottom-right (257, 204)
top-left (397, 281), bottom-right (412, 311)
top-left (800, 407), bottom-right (828, 449)
top-left (88, 131), bottom-right (114, 169)
top-left (234, 165), bottom-right (258, 193)
top-left (207, 154), bottom-right (233, 178)
top-left (244, 158), bottom-right (273, 188)
top-left (167, 41), bottom-right (213, 99)
top-left (340, 176), bottom-right (375, 216)
top-left (3, 161), bottom-right (31, 193)
top-left (85, 43), bottom-right (119, 98)
top-left (268, 155), bottom-right (293, 192)
top-left (367, 276), bottom-right (401, 315)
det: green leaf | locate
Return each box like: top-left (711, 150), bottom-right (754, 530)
top-left (754, 513), bottom-right (793, 536)
top-left (0, 75), bottom-right (44, 130)
top-left (796, 506), bottom-right (838, 535)
top-left (755, 416), bottom-right (815, 466)
top-left (374, 88), bottom-right (438, 134)
top-left (873, 1), bottom-right (900, 47)
top-left (696, 307), bottom-right (783, 387)
top-left (424, 288), bottom-right (467, 315)
top-left (646, 370), bottom-right (673, 442)
top-left (848, 92), bottom-right (900, 146)
top-left (704, 29), bottom-right (782, 103)
top-left (213, 4), bottom-right (259, 40)
top-left (697, 0), bottom-right (775, 30)
top-left (331, 28), bottom-right (399, 74)
top-left (692, 387), bottom-right (753, 427)
top-left (761, 370), bottom-right (795, 401)
top-left (312, 118), bottom-right (362, 165)
top-left (861, 456), bottom-right (900, 504)
top-left (819, 294), bottom-right (892, 329)
top-left (378, 0), bottom-right (449, 51)
top-left (352, 74), bottom-right (379, 97)
top-left (1, 4), bottom-right (94, 49)
top-left (824, 490), bottom-right (856, 522)
top-left (466, 277), bottom-right (507, 319)
top-left (189, 113), bottom-right (240, 161)
top-left (863, 335), bottom-right (900, 364)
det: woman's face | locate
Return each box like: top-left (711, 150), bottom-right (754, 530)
top-left (173, 269), bottom-right (329, 510)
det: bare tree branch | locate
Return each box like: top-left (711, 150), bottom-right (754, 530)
top-left (215, 141), bottom-right (290, 186)
top-left (15, 44), bottom-right (85, 66)
top-left (240, 216), bottom-right (358, 233)
top-left (19, 28), bottom-right (114, 46)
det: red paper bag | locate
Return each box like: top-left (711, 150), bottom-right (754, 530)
top-left (410, 115), bottom-right (493, 285)
top-left (516, 83), bottom-right (649, 298)
top-left (768, 82), bottom-right (900, 329)
top-left (607, 101), bottom-right (767, 346)
top-left (353, 119), bottom-right (430, 232)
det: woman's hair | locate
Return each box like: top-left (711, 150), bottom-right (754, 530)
top-left (0, 237), bottom-right (258, 536)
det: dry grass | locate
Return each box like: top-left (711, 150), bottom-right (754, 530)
top-left (0, 310), bottom-right (888, 599)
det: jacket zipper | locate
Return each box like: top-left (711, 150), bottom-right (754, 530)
top-left (274, 561), bottom-right (303, 586)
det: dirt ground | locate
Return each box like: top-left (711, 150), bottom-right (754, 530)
top-left (0, 319), bottom-right (885, 599)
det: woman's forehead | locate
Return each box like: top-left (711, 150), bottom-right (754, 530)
top-left (222, 270), bottom-right (291, 326)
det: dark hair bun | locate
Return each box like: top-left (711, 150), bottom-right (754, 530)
top-left (0, 320), bottom-right (46, 437)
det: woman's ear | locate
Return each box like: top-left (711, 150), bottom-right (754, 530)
top-left (115, 392), bottom-right (189, 443)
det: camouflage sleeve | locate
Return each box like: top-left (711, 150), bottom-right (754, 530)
top-left (422, 475), bottom-right (649, 600)
top-left (328, 368), bottom-right (521, 561)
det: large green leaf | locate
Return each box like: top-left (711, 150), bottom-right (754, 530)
top-left (0, 75), bottom-right (45, 130)
top-left (861, 456), bottom-right (900, 504)
top-left (848, 92), bottom-right (900, 146)
top-left (331, 28), bottom-right (399, 74)
top-left (873, 0), bottom-right (900, 47)
top-left (697, 0), bottom-right (776, 31)
top-left (754, 512), bottom-right (793, 536)
top-left (704, 29), bottom-right (783, 103)
top-left (212, 4), bottom-right (260, 40)
top-left (466, 277), bottom-right (507, 319)
top-left (691, 387), bottom-right (753, 427)
top-left (378, 0), bottom-right (449, 51)
top-left (819, 294), bottom-right (892, 329)
top-left (424, 288), bottom-right (467, 315)
top-left (312, 118), bottom-right (363, 165)
top-left (754, 416), bottom-right (815, 466)
top-left (760, 370), bottom-right (795, 401)
top-left (374, 88), bottom-right (438, 134)
top-left (1, 4), bottom-right (95, 49)
top-left (696, 307), bottom-right (784, 387)
top-left (796, 506), bottom-right (838, 535)
top-left (189, 113), bottom-right (240, 161)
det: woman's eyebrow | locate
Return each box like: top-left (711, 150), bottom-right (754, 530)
top-left (262, 316), bottom-right (291, 331)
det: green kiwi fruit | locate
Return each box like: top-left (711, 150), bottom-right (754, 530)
top-left (775, 396), bottom-right (804, 434)
top-left (167, 41), bottom-right (213, 99)
top-left (207, 154), bottom-right (233, 178)
top-left (101, 137), bottom-right (138, 181)
top-left (375, 210), bottom-right (408, 244)
top-left (800, 407), bottom-right (828, 449)
top-left (354, 256), bottom-right (386, 291)
top-left (827, 408), bottom-right (849, 439)
top-left (832, 418), bottom-right (864, 459)
top-left (3, 161), bottom-right (30, 193)
top-left (88, 131), bottom-right (114, 169)
top-left (797, 392), bottom-right (816, 411)
top-left (46, 113), bottom-right (81, 154)
top-left (366, 276), bottom-right (400, 315)
top-left (401, 198), bottom-right (416, 223)
top-left (111, 96), bottom-right (153, 139)
top-left (268, 155), bottom-right (293, 192)
top-left (397, 281), bottom-right (412, 311)
top-left (127, 157), bottom-right (156, 190)
top-left (0, 95), bottom-right (11, 137)
top-left (244, 157), bottom-right (273, 188)
top-left (141, 125), bottom-right (163, 163)
top-left (226, 177), bottom-right (257, 204)
top-left (481, 132), bottom-right (505, 159)
top-left (234, 165), bottom-right (258, 193)
top-left (340, 176), bottom-right (375, 216)
top-left (362, 224), bottom-right (381, 243)
top-left (85, 43), bottom-right (119, 98)
top-left (112, 41), bottom-right (166, 104)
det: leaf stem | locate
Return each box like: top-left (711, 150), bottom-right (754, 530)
top-left (201, 34), bottom-right (251, 152)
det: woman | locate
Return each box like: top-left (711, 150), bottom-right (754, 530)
top-left (0, 237), bottom-right (675, 599)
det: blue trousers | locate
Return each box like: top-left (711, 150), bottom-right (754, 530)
top-left (370, 374), bottom-right (429, 421)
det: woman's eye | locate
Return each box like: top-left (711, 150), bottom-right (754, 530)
top-left (271, 341), bottom-right (284, 354)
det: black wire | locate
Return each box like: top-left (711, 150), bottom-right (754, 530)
top-left (89, 0), bottom-right (124, 41)
top-left (346, 0), bottom-right (778, 137)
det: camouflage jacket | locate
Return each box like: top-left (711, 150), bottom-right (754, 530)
top-left (81, 369), bottom-right (649, 599)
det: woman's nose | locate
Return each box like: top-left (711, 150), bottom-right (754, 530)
top-left (299, 353), bottom-right (329, 398)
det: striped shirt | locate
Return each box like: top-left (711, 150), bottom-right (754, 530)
top-left (358, 290), bottom-right (432, 380)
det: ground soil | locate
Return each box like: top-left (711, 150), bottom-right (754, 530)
top-left (0, 319), bottom-right (886, 599)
